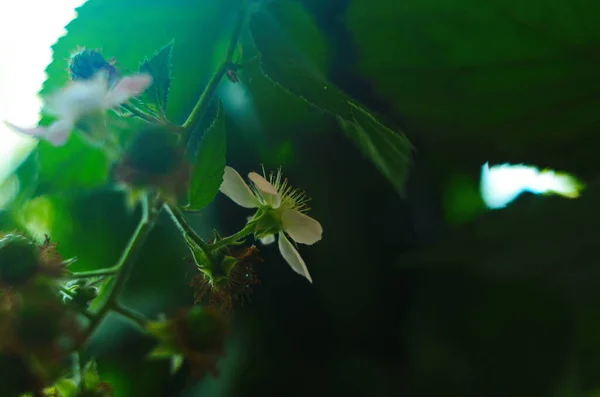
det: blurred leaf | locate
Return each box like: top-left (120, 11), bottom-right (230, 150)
top-left (346, 0), bottom-right (600, 176)
top-left (135, 40), bottom-right (175, 119)
top-left (187, 102), bottom-right (227, 210)
top-left (83, 359), bottom-right (102, 390)
top-left (249, 0), bottom-right (412, 194)
top-left (405, 177), bottom-right (600, 295)
top-left (36, 131), bottom-right (110, 195)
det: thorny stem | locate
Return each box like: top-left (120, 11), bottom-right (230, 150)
top-left (182, 6), bottom-right (248, 149)
top-left (76, 194), bottom-right (162, 349)
top-left (121, 103), bottom-right (161, 124)
top-left (211, 222), bottom-right (256, 250)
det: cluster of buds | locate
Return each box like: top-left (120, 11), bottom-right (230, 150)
top-left (0, 233), bottom-right (87, 396)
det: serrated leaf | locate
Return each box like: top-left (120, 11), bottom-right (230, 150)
top-left (136, 40), bottom-right (175, 119)
top-left (187, 102), bottom-right (227, 210)
top-left (249, 1), bottom-right (412, 194)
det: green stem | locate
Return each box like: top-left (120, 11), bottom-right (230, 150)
top-left (77, 194), bottom-right (162, 349)
top-left (113, 303), bottom-right (148, 329)
top-left (182, 7), bottom-right (248, 146)
top-left (69, 267), bottom-right (120, 279)
top-left (165, 203), bottom-right (213, 256)
top-left (121, 103), bottom-right (160, 124)
top-left (211, 222), bottom-right (256, 250)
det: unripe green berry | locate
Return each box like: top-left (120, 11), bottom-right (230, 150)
top-left (126, 125), bottom-right (182, 176)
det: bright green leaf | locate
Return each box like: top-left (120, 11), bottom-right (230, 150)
top-left (135, 40), bottom-right (175, 119)
top-left (187, 102), bottom-right (227, 210)
top-left (82, 359), bottom-right (102, 390)
top-left (249, 0), bottom-right (412, 194)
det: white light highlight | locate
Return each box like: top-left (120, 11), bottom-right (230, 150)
top-left (0, 0), bottom-right (87, 183)
top-left (480, 162), bottom-right (583, 209)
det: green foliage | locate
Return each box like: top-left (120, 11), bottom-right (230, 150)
top-left (249, 0), bottom-right (413, 193)
top-left (135, 40), bottom-right (175, 120)
top-left (345, 0), bottom-right (600, 176)
top-left (36, 133), bottom-right (111, 195)
top-left (34, 0), bottom-right (243, 195)
top-left (187, 102), bottom-right (227, 210)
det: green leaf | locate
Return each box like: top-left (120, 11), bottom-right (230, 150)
top-left (187, 102), bottom-right (227, 210)
top-left (135, 40), bottom-right (175, 119)
top-left (249, 0), bottom-right (412, 194)
top-left (82, 359), bottom-right (102, 390)
top-left (54, 378), bottom-right (78, 397)
top-left (38, 0), bottom-right (243, 194)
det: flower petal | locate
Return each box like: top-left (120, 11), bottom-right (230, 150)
top-left (260, 234), bottom-right (276, 245)
top-left (278, 232), bottom-right (312, 283)
top-left (281, 209), bottom-right (323, 245)
top-left (219, 166), bottom-right (260, 208)
top-left (45, 74), bottom-right (108, 119)
top-left (5, 120), bottom-right (73, 147)
top-left (103, 73), bottom-right (152, 107)
top-left (248, 172), bottom-right (281, 208)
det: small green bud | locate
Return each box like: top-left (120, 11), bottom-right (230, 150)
top-left (0, 233), bottom-right (40, 286)
top-left (63, 279), bottom-right (99, 311)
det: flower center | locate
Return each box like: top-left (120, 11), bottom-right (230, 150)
top-left (264, 168), bottom-right (310, 213)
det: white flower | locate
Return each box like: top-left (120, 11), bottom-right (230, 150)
top-left (5, 72), bottom-right (152, 147)
top-left (219, 166), bottom-right (323, 283)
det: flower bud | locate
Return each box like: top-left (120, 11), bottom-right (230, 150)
top-left (147, 306), bottom-right (229, 378)
top-left (68, 47), bottom-right (120, 86)
top-left (191, 245), bottom-right (261, 312)
top-left (0, 233), bottom-right (73, 288)
top-left (63, 279), bottom-right (99, 311)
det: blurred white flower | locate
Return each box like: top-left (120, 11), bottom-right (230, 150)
top-left (5, 72), bottom-right (152, 146)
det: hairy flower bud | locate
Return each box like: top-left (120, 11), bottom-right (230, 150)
top-left (112, 124), bottom-right (190, 201)
top-left (191, 245), bottom-right (261, 312)
top-left (147, 306), bottom-right (229, 378)
top-left (68, 47), bottom-right (120, 86)
top-left (0, 233), bottom-right (73, 288)
top-left (0, 234), bottom-right (39, 286)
